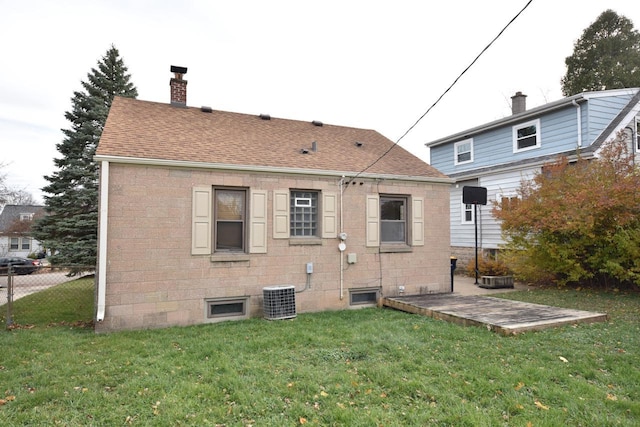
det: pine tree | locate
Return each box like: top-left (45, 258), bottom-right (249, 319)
top-left (561, 10), bottom-right (640, 96)
top-left (32, 45), bottom-right (137, 270)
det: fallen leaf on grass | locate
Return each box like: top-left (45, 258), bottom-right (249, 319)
top-left (320, 391), bottom-right (328, 397)
top-left (299, 417), bottom-right (307, 424)
top-left (559, 356), bottom-right (568, 363)
top-left (515, 382), bottom-right (525, 391)
top-left (534, 400), bottom-right (549, 410)
top-left (606, 394), bottom-right (617, 401)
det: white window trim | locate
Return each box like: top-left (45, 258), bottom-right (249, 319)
top-left (513, 119), bottom-right (541, 153)
top-left (461, 199), bottom-right (474, 225)
top-left (454, 138), bottom-right (474, 165)
top-left (635, 116), bottom-right (640, 151)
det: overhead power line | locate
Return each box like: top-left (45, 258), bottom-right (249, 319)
top-left (347, 0), bottom-right (534, 184)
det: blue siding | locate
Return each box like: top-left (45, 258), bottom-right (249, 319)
top-left (430, 92), bottom-right (637, 176)
top-left (431, 106), bottom-right (579, 175)
top-left (585, 94), bottom-right (633, 145)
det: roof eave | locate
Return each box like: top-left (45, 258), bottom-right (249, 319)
top-left (426, 94), bottom-right (587, 148)
top-left (94, 155), bottom-right (454, 184)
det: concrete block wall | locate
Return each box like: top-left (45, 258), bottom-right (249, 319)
top-left (96, 163), bottom-right (451, 331)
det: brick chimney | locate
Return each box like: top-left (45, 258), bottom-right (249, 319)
top-left (170, 65), bottom-right (188, 106)
top-left (511, 91), bottom-right (527, 115)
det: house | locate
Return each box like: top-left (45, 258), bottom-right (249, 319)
top-left (427, 88), bottom-right (640, 264)
top-left (93, 66), bottom-right (452, 332)
top-left (0, 205), bottom-right (45, 258)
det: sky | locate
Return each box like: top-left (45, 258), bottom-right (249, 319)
top-left (1, 0), bottom-right (639, 204)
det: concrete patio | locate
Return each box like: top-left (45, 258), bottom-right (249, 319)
top-left (382, 274), bottom-right (608, 335)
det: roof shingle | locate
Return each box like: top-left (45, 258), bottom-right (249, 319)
top-left (97, 97), bottom-right (447, 180)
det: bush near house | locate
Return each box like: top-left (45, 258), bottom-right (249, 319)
top-left (465, 255), bottom-right (511, 277)
top-left (494, 135), bottom-right (640, 288)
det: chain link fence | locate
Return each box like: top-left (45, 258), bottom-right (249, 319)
top-left (1, 264), bottom-right (95, 329)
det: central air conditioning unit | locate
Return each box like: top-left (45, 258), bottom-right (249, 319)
top-left (263, 285), bottom-right (297, 320)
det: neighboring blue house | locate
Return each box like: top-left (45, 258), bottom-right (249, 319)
top-left (427, 88), bottom-right (640, 263)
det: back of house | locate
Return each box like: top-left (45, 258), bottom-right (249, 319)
top-left (94, 66), bottom-right (452, 332)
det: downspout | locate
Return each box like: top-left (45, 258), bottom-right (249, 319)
top-left (339, 176), bottom-right (345, 300)
top-left (96, 161), bottom-right (109, 322)
top-left (572, 100), bottom-right (582, 147)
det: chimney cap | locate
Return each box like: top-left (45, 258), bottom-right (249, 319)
top-left (171, 65), bottom-right (188, 74)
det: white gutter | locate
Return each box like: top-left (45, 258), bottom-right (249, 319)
top-left (339, 176), bottom-right (345, 300)
top-left (96, 160), bottom-right (109, 322)
top-left (572, 99), bottom-right (582, 147)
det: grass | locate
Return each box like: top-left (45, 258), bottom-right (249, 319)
top-left (0, 277), bottom-right (94, 327)
top-left (0, 284), bottom-right (638, 426)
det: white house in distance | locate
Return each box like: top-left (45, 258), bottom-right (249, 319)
top-left (427, 88), bottom-right (640, 264)
top-left (0, 205), bottom-right (45, 258)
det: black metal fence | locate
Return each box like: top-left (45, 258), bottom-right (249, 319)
top-left (1, 265), bottom-right (95, 329)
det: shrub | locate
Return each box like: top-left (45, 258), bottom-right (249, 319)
top-left (493, 134), bottom-right (640, 288)
top-left (465, 256), bottom-right (511, 277)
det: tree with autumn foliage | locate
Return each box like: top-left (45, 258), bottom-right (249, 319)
top-left (494, 134), bottom-right (640, 288)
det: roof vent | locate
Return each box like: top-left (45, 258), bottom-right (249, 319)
top-left (311, 141), bottom-right (317, 152)
top-left (312, 120), bottom-right (323, 127)
top-left (301, 148), bottom-right (309, 154)
top-left (355, 141), bottom-right (363, 147)
top-left (201, 106), bottom-right (213, 113)
top-left (259, 113), bottom-right (271, 120)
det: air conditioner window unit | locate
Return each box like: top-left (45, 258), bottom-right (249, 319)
top-left (263, 285), bottom-right (297, 320)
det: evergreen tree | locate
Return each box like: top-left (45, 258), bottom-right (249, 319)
top-left (32, 45), bottom-right (137, 270)
top-left (561, 10), bottom-right (640, 96)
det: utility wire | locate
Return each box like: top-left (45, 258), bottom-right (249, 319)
top-left (346, 0), bottom-right (534, 185)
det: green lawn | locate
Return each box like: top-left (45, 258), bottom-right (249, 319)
top-left (1, 277), bottom-right (94, 327)
top-left (0, 285), bottom-right (638, 426)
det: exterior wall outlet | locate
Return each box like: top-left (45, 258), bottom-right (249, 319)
top-left (306, 262), bottom-right (313, 274)
top-left (347, 253), bottom-right (357, 264)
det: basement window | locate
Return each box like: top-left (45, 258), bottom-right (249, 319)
top-left (349, 288), bottom-right (379, 306)
top-left (205, 297), bottom-right (248, 322)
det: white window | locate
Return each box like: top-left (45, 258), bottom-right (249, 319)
top-left (636, 117), bottom-right (640, 151)
top-left (20, 213), bottom-right (34, 221)
top-left (513, 119), bottom-right (541, 152)
top-left (461, 201), bottom-right (474, 224)
top-left (454, 138), bottom-right (473, 164)
top-left (290, 191), bottom-right (318, 237)
top-left (21, 237), bottom-right (31, 251)
top-left (10, 237), bottom-right (19, 251)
